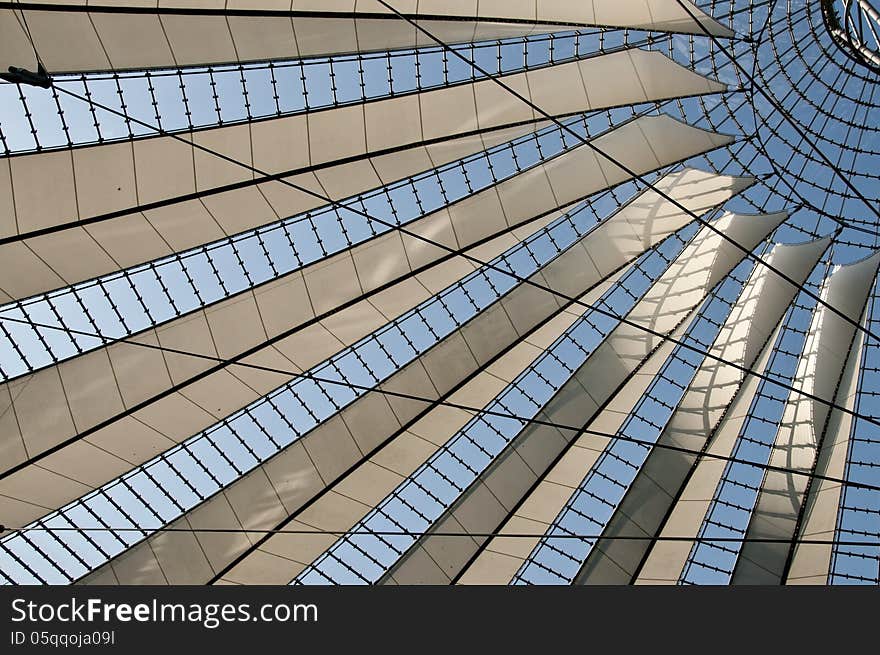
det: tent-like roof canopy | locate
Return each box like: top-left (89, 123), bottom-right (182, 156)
top-left (0, 0), bottom-right (878, 586)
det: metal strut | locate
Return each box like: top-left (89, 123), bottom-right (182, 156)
top-left (0, 63), bottom-right (52, 88)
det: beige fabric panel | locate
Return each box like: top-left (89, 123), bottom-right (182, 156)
top-left (0, 186), bottom-right (597, 534)
top-left (0, 205), bottom-right (568, 535)
top-left (575, 238), bottom-right (828, 584)
top-left (0, 130), bottom-right (592, 486)
top-left (733, 252), bottom-right (880, 584)
top-left (397, 214), bottom-right (784, 584)
top-left (786, 327), bottom-right (865, 584)
top-left (0, 121), bottom-right (548, 303)
top-left (76, 274), bottom-right (620, 585)
top-left (68, 163), bottom-right (738, 584)
top-left (0, 2), bottom-right (731, 73)
top-left (393, 321), bottom-right (687, 584)
top-left (0, 118), bottom-right (735, 507)
top-left (457, 317), bottom-right (689, 584)
top-left (212, 282), bottom-right (620, 585)
top-left (0, 12), bottom-right (567, 73)
top-left (633, 325), bottom-right (781, 584)
top-left (1, 47), bottom-right (725, 256)
top-left (391, 308), bottom-right (699, 582)
top-left (635, 242), bottom-right (830, 584)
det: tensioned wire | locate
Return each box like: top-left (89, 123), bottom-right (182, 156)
top-left (0, 16), bottom-right (873, 478)
top-left (678, 0), bottom-right (880, 222)
top-left (373, 0), bottom-right (880, 347)
top-left (1, 3), bottom-right (876, 559)
top-left (0, 75), bottom-right (874, 496)
top-left (0, 104), bottom-right (670, 381)
top-left (0, 29), bottom-right (673, 155)
top-left (1, 526), bottom-right (877, 550)
top-left (0, 36), bottom-right (744, 247)
top-left (0, 2), bottom-right (869, 337)
top-left (1, 529), bottom-right (876, 588)
top-left (2, 227), bottom-right (875, 542)
top-left (2, 253), bottom-right (880, 525)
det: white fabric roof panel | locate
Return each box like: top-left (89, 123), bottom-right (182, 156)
top-left (574, 238), bottom-right (830, 584)
top-left (38, 165), bottom-right (739, 583)
top-left (1, 164), bottom-right (740, 573)
top-left (732, 252), bottom-right (880, 584)
top-left (0, 48), bottom-right (725, 254)
top-left (101, 278), bottom-right (624, 585)
top-left (0, 119), bottom-right (736, 517)
top-left (786, 326), bottom-right (867, 584)
top-left (401, 214), bottom-right (790, 585)
top-left (2, 1), bottom-right (876, 588)
top-left (0, 1), bottom-right (731, 73)
top-left (0, 120), bottom-right (550, 303)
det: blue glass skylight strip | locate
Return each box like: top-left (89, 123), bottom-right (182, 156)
top-left (0, 107), bottom-right (651, 382)
top-left (0, 30), bottom-right (658, 155)
top-left (511, 252), bottom-right (764, 585)
top-left (830, 272), bottom-right (880, 585)
top-left (0, 175), bottom-right (648, 585)
top-left (293, 221), bottom-right (703, 585)
top-left (679, 260), bottom-right (830, 585)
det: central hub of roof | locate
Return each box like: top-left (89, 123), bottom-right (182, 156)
top-left (822, 0), bottom-right (880, 73)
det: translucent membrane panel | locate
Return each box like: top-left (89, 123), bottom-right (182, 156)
top-left (293, 222), bottom-right (701, 585)
top-left (511, 252), bottom-right (763, 585)
top-left (0, 107), bottom-right (646, 381)
top-left (0, 29), bottom-right (655, 155)
top-left (831, 273), bottom-right (880, 584)
top-left (679, 261), bottom-right (829, 585)
top-left (0, 177), bottom-right (645, 585)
